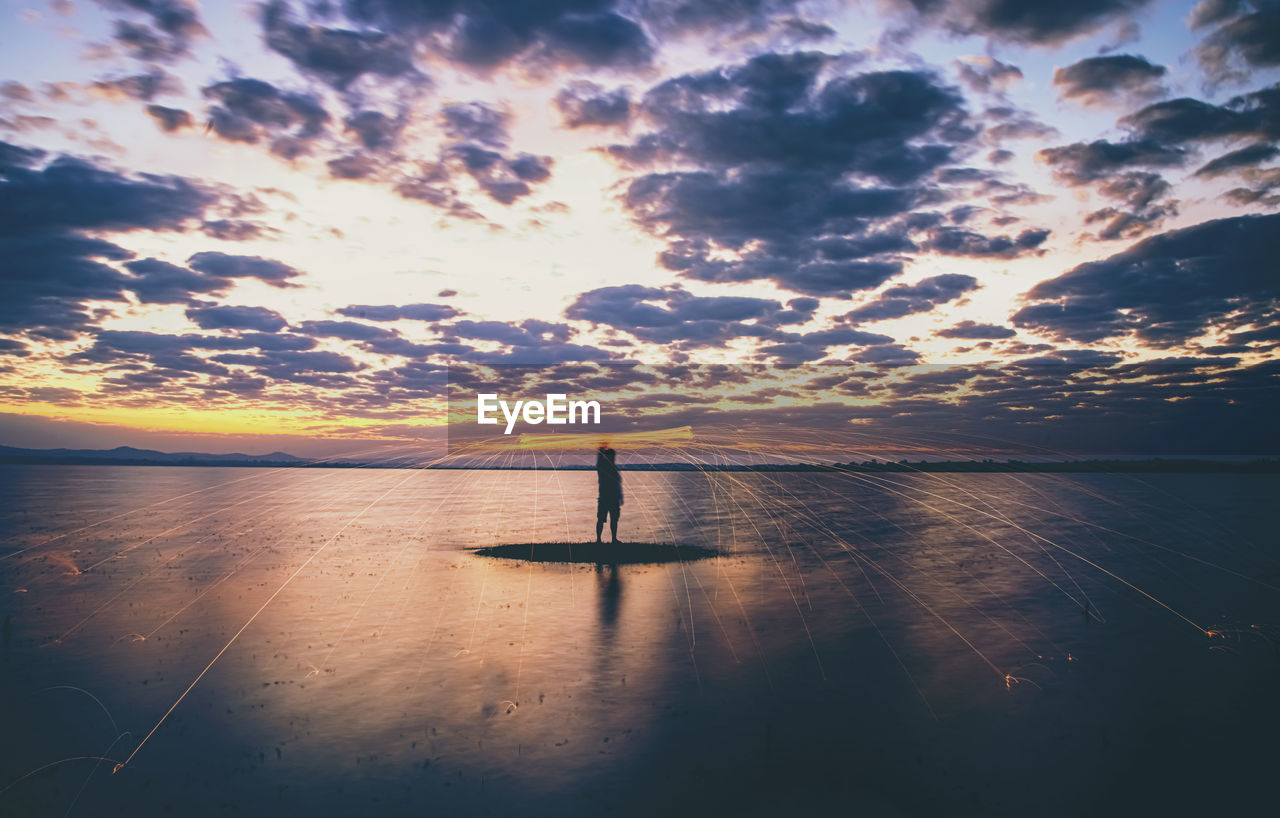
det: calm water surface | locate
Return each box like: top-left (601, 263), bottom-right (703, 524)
top-left (1, 465), bottom-right (1277, 816)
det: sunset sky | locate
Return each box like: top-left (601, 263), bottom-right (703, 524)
top-left (1, 0), bottom-right (1277, 455)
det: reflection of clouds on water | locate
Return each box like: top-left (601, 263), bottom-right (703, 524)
top-left (0, 465), bottom-right (1277, 815)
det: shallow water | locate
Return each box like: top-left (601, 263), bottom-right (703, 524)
top-left (1, 465), bottom-right (1278, 816)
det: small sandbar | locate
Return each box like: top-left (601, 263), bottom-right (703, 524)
top-left (472, 541), bottom-right (719, 564)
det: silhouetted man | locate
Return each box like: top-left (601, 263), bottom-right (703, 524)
top-left (595, 446), bottom-right (622, 544)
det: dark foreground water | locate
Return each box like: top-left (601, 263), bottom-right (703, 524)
top-left (1, 465), bottom-right (1277, 817)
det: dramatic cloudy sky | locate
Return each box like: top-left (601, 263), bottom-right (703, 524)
top-left (1, 0), bottom-right (1277, 454)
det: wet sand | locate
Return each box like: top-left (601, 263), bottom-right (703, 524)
top-left (1, 466), bottom-right (1278, 816)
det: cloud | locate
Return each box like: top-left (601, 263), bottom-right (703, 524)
top-left (567, 284), bottom-right (837, 348)
top-left (0, 233), bottom-right (134, 335)
top-left (0, 151), bottom-right (215, 237)
top-left (1038, 139), bottom-right (1186, 183)
top-left (937, 320), bottom-right (1017, 339)
top-left (429, 103), bottom-right (556, 204)
top-left (884, 0), bottom-right (1153, 46)
top-left (1120, 83), bottom-right (1280, 144)
top-left (92, 69), bottom-right (183, 101)
top-left (202, 77), bottom-right (330, 157)
top-left (263, 0), bottom-right (656, 77)
top-left (1053, 54), bottom-right (1166, 105)
top-left (842, 274), bottom-right (980, 322)
top-left (1191, 0), bottom-right (1280, 85)
top-left (95, 0), bottom-right (208, 63)
top-left (0, 141), bottom-right (46, 170)
top-left (955, 56), bottom-right (1023, 94)
top-left (186, 252), bottom-right (301, 286)
top-left (1194, 141), bottom-right (1279, 176)
top-left (554, 81), bottom-right (631, 128)
top-left (186, 304), bottom-right (289, 332)
top-left (336, 304), bottom-right (461, 322)
top-left (440, 102), bottom-right (511, 147)
top-left (0, 143), bottom-right (240, 333)
top-left (261, 0), bottom-right (417, 90)
top-left (1038, 140), bottom-right (1181, 238)
top-left (607, 52), bottom-right (982, 296)
top-left (922, 226), bottom-right (1049, 257)
top-left (296, 320), bottom-right (398, 342)
top-left (344, 110), bottom-right (404, 150)
top-left (1012, 213), bottom-right (1280, 347)
top-left (122, 258), bottom-right (226, 304)
top-left (146, 104), bottom-right (192, 132)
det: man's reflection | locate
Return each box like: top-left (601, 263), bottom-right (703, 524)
top-left (596, 560), bottom-right (621, 630)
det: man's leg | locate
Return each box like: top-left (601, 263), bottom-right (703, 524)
top-left (596, 500), bottom-right (606, 543)
top-left (609, 506), bottom-right (620, 543)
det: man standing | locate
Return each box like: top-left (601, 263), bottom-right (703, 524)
top-left (595, 446), bottom-right (622, 544)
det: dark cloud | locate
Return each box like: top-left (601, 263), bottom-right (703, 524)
top-left (447, 144), bottom-right (555, 203)
top-left (885, 0), bottom-right (1153, 45)
top-left (568, 284), bottom-right (846, 348)
top-left (261, 1), bottom-right (417, 90)
top-left (0, 152), bottom-right (215, 238)
top-left (146, 104), bottom-right (193, 132)
top-left (1053, 55), bottom-right (1166, 105)
top-left (555, 81), bottom-right (631, 128)
top-left (429, 103), bottom-right (556, 204)
top-left (607, 53), bottom-right (982, 296)
top-left (98, 0), bottom-right (206, 38)
top-left (1038, 139), bottom-right (1184, 238)
top-left (1121, 83), bottom-right (1280, 145)
top-left (199, 219), bottom-right (274, 241)
top-left (440, 102), bottom-right (510, 147)
top-left (757, 327), bottom-right (897, 362)
top-left (0, 233), bottom-right (133, 334)
top-left (1012, 213), bottom-right (1280, 347)
top-left (613, 56), bottom-right (972, 183)
top-left (432, 319), bottom-right (610, 363)
top-left (981, 105), bottom-right (1059, 143)
top-left (202, 78), bottom-right (330, 157)
top-left (0, 143), bottom-right (228, 332)
top-left (336, 304), bottom-right (461, 322)
top-left (186, 252), bottom-right (301, 287)
top-left (849, 343), bottom-right (920, 367)
top-left (93, 69), bottom-right (182, 101)
top-left (111, 20), bottom-right (187, 62)
top-left (265, 0), bottom-right (657, 77)
top-left (93, 1), bottom-right (207, 64)
top-left (186, 304), bottom-right (289, 333)
top-left (923, 226), bottom-right (1048, 257)
top-left (1191, 0), bottom-right (1280, 85)
top-left (0, 141), bottom-right (46, 170)
top-left (296, 320), bottom-right (398, 342)
top-left (640, 0), bottom-right (811, 35)
top-left (1038, 139), bottom-right (1186, 184)
top-left (0, 82), bottom-right (35, 103)
top-left (327, 153), bottom-right (380, 179)
top-left (536, 12), bottom-right (653, 69)
top-left (1194, 141), bottom-right (1279, 176)
top-left (344, 110), bottom-right (404, 150)
top-left (955, 57), bottom-right (1023, 94)
top-left (1080, 170), bottom-right (1177, 240)
top-left (122, 258), bottom-right (225, 304)
top-left (842, 274), bottom-right (980, 323)
top-left (119, 252), bottom-right (299, 305)
top-left (937, 320), bottom-right (1017, 339)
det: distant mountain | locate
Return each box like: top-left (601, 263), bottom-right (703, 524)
top-left (0, 445), bottom-right (308, 467)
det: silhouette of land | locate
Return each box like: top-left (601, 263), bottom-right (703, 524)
top-left (2, 445), bottom-right (1276, 473)
top-left (473, 542), bottom-right (719, 564)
